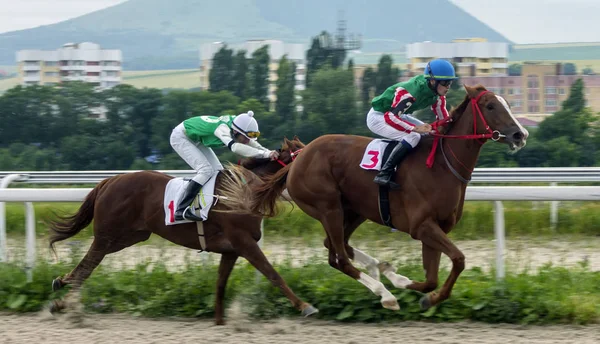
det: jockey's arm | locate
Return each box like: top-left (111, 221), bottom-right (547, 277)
top-left (214, 124), bottom-right (271, 159)
top-left (246, 137), bottom-right (270, 153)
top-left (431, 95), bottom-right (450, 120)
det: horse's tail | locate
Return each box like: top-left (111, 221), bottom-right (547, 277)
top-left (217, 163), bottom-right (291, 218)
top-left (47, 178), bottom-right (110, 256)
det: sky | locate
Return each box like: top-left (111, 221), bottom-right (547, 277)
top-left (0, 0), bottom-right (599, 44)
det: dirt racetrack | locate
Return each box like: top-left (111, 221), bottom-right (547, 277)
top-left (1, 311), bottom-right (598, 344)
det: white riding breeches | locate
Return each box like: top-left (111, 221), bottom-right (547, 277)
top-left (170, 123), bottom-right (223, 185)
top-left (366, 108), bottom-right (423, 148)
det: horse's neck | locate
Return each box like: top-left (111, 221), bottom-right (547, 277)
top-left (248, 161), bottom-right (280, 179)
top-left (442, 109), bottom-right (485, 180)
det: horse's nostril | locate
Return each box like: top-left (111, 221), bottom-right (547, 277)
top-left (513, 132), bottom-right (523, 141)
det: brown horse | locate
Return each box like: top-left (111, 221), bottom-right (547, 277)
top-left (47, 136), bottom-right (318, 325)
top-left (217, 85), bottom-right (529, 311)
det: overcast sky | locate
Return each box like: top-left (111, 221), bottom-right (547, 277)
top-left (0, 0), bottom-right (598, 44)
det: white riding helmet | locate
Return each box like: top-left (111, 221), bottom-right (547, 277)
top-left (232, 110), bottom-right (260, 140)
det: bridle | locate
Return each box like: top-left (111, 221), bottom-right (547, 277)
top-left (426, 90), bottom-right (506, 183)
top-left (276, 148), bottom-right (303, 167)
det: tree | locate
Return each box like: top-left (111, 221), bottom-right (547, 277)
top-left (248, 45), bottom-right (270, 107)
top-left (301, 67), bottom-right (357, 142)
top-left (582, 67), bottom-right (595, 75)
top-left (275, 55), bottom-right (296, 123)
top-left (508, 64), bottom-right (522, 76)
top-left (375, 55), bottom-right (399, 94)
top-left (360, 67), bottom-right (377, 113)
top-left (305, 31), bottom-right (346, 86)
top-left (209, 45), bottom-right (234, 92)
top-left (232, 50), bottom-right (249, 99)
top-left (562, 63), bottom-right (577, 75)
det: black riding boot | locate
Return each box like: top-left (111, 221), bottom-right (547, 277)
top-left (174, 180), bottom-right (204, 222)
top-left (373, 141), bottom-right (413, 190)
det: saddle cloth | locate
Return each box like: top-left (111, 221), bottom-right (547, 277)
top-left (359, 139), bottom-right (397, 171)
top-left (163, 172), bottom-right (219, 226)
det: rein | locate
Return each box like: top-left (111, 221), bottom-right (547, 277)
top-left (425, 91), bottom-right (505, 182)
top-left (276, 148), bottom-right (303, 167)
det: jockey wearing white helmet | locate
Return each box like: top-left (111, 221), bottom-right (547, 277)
top-left (169, 110), bottom-right (279, 221)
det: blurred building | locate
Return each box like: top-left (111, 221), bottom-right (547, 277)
top-left (199, 40), bottom-right (306, 110)
top-left (16, 42), bottom-right (122, 89)
top-left (406, 38), bottom-right (509, 76)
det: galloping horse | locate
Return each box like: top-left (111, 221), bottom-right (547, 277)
top-left (47, 137), bottom-right (317, 325)
top-left (218, 85), bottom-right (529, 311)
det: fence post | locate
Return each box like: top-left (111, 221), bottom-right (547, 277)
top-left (24, 202), bottom-right (36, 282)
top-left (494, 201), bottom-right (505, 280)
top-left (0, 174), bottom-right (30, 263)
top-left (550, 182), bottom-right (559, 230)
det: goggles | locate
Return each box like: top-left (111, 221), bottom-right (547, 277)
top-left (246, 131), bottom-right (260, 138)
top-left (437, 79), bottom-right (453, 87)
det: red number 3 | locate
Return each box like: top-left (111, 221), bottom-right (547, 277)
top-left (362, 150), bottom-right (379, 168)
top-left (168, 200), bottom-right (175, 222)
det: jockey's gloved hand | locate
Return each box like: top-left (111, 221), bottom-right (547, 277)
top-left (269, 150), bottom-right (280, 160)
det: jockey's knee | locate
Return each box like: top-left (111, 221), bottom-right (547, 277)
top-left (192, 166), bottom-right (214, 184)
top-left (403, 132), bottom-right (421, 148)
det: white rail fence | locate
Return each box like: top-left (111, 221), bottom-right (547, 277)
top-left (1, 168), bottom-right (599, 282)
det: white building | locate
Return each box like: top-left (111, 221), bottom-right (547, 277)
top-left (406, 38), bottom-right (509, 76)
top-left (16, 42), bottom-right (122, 89)
top-left (199, 40), bottom-right (306, 110)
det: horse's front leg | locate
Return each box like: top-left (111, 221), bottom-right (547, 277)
top-left (375, 241), bottom-right (440, 290)
top-left (410, 219), bottom-right (465, 310)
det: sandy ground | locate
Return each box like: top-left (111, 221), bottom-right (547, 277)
top-left (5, 236), bottom-right (599, 273)
top-left (0, 311), bottom-right (598, 344)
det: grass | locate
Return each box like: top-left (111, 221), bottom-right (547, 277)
top-left (1, 256), bottom-right (598, 325)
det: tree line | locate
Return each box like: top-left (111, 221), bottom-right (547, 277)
top-left (0, 31), bottom-right (598, 171)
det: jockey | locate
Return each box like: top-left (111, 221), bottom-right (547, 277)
top-left (366, 59), bottom-right (458, 189)
top-left (169, 110), bottom-right (279, 221)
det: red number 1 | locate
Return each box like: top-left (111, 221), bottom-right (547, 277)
top-left (168, 200), bottom-right (175, 222)
top-left (362, 150), bottom-right (380, 168)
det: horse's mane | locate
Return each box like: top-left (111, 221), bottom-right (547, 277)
top-left (239, 157), bottom-right (271, 170)
top-left (448, 84), bottom-right (487, 119)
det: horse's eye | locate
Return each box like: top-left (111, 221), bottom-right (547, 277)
top-left (486, 104), bottom-right (494, 110)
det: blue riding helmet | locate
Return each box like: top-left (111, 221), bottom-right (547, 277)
top-left (423, 59), bottom-right (458, 80)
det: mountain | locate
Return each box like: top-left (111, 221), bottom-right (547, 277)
top-left (0, 0), bottom-right (511, 70)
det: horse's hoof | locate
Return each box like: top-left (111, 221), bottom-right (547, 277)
top-left (48, 300), bottom-right (62, 314)
top-left (301, 304), bottom-right (319, 317)
top-left (419, 295), bottom-right (432, 310)
top-left (382, 298), bottom-right (400, 311)
top-left (52, 278), bottom-right (63, 292)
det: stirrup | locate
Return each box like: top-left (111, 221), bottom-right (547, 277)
top-left (182, 207), bottom-right (203, 222)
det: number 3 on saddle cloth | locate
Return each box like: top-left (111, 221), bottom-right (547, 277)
top-left (359, 139), bottom-right (400, 231)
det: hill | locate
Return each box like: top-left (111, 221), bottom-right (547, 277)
top-left (0, 0), bottom-right (510, 70)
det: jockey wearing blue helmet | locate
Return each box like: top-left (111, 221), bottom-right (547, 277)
top-left (424, 59), bottom-right (459, 95)
top-left (367, 59), bottom-right (458, 189)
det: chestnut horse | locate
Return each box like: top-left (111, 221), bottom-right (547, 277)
top-left (47, 137), bottom-right (317, 325)
top-left (218, 85), bottom-right (529, 311)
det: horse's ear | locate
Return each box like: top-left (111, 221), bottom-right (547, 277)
top-left (463, 84), bottom-right (481, 99)
top-left (293, 135), bottom-right (299, 141)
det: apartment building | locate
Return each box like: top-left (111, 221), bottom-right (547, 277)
top-left (460, 63), bottom-right (600, 120)
top-left (199, 40), bottom-right (306, 110)
top-left (406, 38), bottom-right (509, 76)
top-left (16, 42), bottom-right (122, 89)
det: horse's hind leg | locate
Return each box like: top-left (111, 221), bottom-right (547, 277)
top-left (50, 231), bottom-right (151, 314)
top-left (214, 253), bottom-right (238, 326)
top-left (316, 200), bottom-right (399, 311)
top-left (49, 238), bottom-right (109, 316)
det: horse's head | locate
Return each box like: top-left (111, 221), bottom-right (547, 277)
top-left (238, 135), bottom-right (305, 172)
top-left (450, 85), bottom-right (529, 152)
top-left (279, 135), bottom-right (305, 165)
